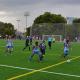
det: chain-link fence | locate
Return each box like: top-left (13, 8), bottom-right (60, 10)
top-left (30, 23), bottom-right (80, 41)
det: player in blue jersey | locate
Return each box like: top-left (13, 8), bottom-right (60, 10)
top-left (6, 36), bottom-right (13, 54)
top-left (29, 41), bottom-right (42, 62)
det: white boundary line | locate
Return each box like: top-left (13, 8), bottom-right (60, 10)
top-left (0, 64), bottom-right (80, 78)
top-left (0, 64), bottom-right (34, 70)
top-left (0, 45), bottom-right (24, 48)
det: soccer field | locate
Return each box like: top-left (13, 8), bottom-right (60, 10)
top-left (0, 40), bottom-right (80, 80)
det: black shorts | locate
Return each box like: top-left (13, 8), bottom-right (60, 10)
top-left (40, 49), bottom-right (45, 55)
top-left (25, 43), bottom-right (29, 47)
top-left (48, 42), bottom-right (51, 47)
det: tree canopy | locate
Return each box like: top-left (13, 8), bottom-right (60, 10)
top-left (73, 18), bottom-right (80, 23)
top-left (33, 12), bottom-right (67, 24)
top-left (0, 21), bottom-right (15, 37)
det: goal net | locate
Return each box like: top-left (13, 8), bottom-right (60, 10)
top-left (42, 35), bottom-right (62, 42)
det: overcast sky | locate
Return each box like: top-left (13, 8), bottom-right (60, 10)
top-left (0, 0), bottom-right (80, 32)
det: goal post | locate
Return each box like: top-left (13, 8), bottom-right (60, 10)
top-left (42, 35), bottom-right (62, 42)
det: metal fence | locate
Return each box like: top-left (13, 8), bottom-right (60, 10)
top-left (31, 23), bottom-right (80, 41)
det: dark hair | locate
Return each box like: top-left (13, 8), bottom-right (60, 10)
top-left (35, 41), bottom-right (38, 46)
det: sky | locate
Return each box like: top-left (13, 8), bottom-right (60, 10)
top-left (0, 0), bottom-right (80, 32)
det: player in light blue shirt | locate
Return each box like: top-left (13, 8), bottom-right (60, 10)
top-left (6, 36), bottom-right (13, 54)
top-left (29, 41), bottom-right (42, 62)
top-left (48, 37), bottom-right (52, 49)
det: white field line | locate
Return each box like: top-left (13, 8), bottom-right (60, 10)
top-left (0, 64), bottom-right (80, 78)
top-left (0, 45), bottom-right (24, 48)
top-left (0, 64), bottom-right (34, 71)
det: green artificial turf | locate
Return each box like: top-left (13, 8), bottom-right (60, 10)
top-left (0, 39), bottom-right (80, 80)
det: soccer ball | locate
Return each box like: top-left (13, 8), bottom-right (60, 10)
top-left (67, 59), bottom-right (71, 63)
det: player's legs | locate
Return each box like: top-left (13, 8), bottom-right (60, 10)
top-left (6, 46), bottom-right (10, 53)
top-left (38, 52), bottom-right (42, 62)
top-left (29, 53), bottom-right (35, 61)
top-left (40, 49), bottom-right (45, 61)
top-left (9, 46), bottom-right (13, 54)
top-left (6, 46), bottom-right (13, 54)
top-left (29, 45), bottom-right (30, 51)
top-left (29, 50), bottom-right (42, 62)
top-left (64, 50), bottom-right (69, 58)
top-left (30, 40), bottom-right (32, 45)
top-left (23, 44), bottom-right (28, 50)
top-left (23, 46), bottom-right (27, 50)
top-left (48, 41), bottom-right (51, 49)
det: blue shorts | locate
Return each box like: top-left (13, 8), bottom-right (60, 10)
top-left (32, 49), bottom-right (41, 55)
top-left (64, 50), bottom-right (69, 56)
top-left (7, 46), bottom-right (13, 48)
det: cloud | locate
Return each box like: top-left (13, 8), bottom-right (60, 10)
top-left (0, 0), bottom-right (80, 32)
top-left (46, 0), bottom-right (80, 5)
top-left (0, 0), bottom-right (80, 10)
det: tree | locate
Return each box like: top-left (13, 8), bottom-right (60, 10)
top-left (0, 22), bottom-right (5, 36)
top-left (33, 12), bottom-right (67, 24)
top-left (0, 22), bottom-right (15, 37)
top-left (24, 27), bottom-right (30, 36)
top-left (31, 12), bottom-right (66, 37)
top-left (73, 18), bottom-right (80, 23)
top-left (26, 27), bottom-right (30, 36)
top-left (4, 23), bottom-right (15, 35)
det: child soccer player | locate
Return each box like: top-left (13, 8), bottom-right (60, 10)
top-left (63, 38), bottom-right (66, 46)
top-left (48, 36), bottom-right (52, 49)
top-left (63, 36), bottom-right (71, 58)
top-left (39, 40), bottom-right (46, 60)
top-left (63, 43), bottom-right (69, 58)
top-left (64, 36), bottom-right (70, 48)
top-left (66, 36), bottom-right (70, 47)
top-left (29, 36), bottom-right (32, 45)
top-left (23, 36), bottom-right (30, 51)
top-left (6, 36), bottom-right (13, 54)
top-left (29, 41), bottom-right (42, 62)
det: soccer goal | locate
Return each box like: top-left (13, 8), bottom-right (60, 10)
top-left (42, 35), bottom-right (62, 42)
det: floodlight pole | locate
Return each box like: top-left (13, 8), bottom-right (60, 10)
top-left (24, 12), bottom-right (29, 34)
top-left (16, 19), bottom-right (20, 31)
